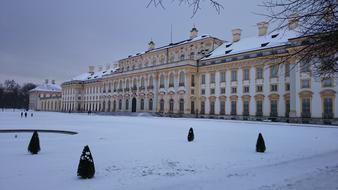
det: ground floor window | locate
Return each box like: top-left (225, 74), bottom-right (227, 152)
top-left (301, 98), bottom-right (311, 118)
top-left (141, 99), bottom-right (144, 110)
top-left (200, 101), bottom-right (205, 114)
top-left (231, 101), bottom-right (237, 115)
top-left (126, 99), bottom-right (129, 110)
top-left (210, 101), bottom-right (215, 115)
top-left (108, 100), bottom-right (111, 112)
top-left (270, 100), bottom-right (278, 117)
top-left (220, 101), bottom-right (225, 115)
top-left (169, 99), bottom-right (174, 113)
top-left (323, 97), bottom-right (333, 118)
top-left (256, 100), bottom-right (263, 116)
top-left (149, 99), bottom-right (153, 111)
top-left (191, 101), bottom-right (195, 114)
top-left (285, 100), bottom-right (290, 117)
top-left (113, 100), bottom-right (116, 111)
top-left (243, 101), bottom-right (249, 116)
top-left (160, 99), bottom-right (164, 112)
top-left (119, 99), bottom-right (122, 110)
top-left (179, 98), bottom-right (184, 113)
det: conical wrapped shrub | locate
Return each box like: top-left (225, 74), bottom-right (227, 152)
top-left (187, 127), bottom-right (194, 142)
top-left (256, 133), bottom-right (266, 153)
top-left (77, 145), bottom-right (95, 179)
top-left (28, 131), bottom-right (40, 154)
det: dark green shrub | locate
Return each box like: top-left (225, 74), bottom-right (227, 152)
top-left (256, 133), bottom-right (266, 153)
top-left (77, 145), bottom-right (95, 179)
top-left (187, 128), bottom-right (194, 142)
top-left (28, 131), bottom-right (40, 154)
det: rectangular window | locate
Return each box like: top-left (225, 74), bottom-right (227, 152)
top-left (243, 86), bottom-right (249, 93)
top-left (324, 97), bottom-right (333, 115)
top-left (210, 73), bottom-right (215, 84)
top-left (243, 101), bottom-right (249, 116)
top-left (301, 98), bottom-right (311, 117)
top-left (256, 85), bottom-right (263, 92)
top-left (231, 70), bottom-right (237, 81)
top-left (256, 67), bottom-right (263, 79)
top-left (285, 83), bottom-right (290, 91)
top-left (191, 75), bottom-right (195, 87)
top-left (231, 87), bottom-right (237, 94)
top-left (243, 68), bottom-right (250, 80)
top-left (301, 79), bottom-right (310, 88)
top-left (271, 84), bottom-right (278, 92)
top-left (200, 101), bottom-right (205, 114)
top-left (201, 89), bottom-right (205, 95)
top-left (220, 101), bottom-right (225, 115)
top-left (270, 100), bottom-right (278, 117)
top-left (231, 101), bottom-right (237, 115)
top-left (285, 99), bottom-right (290, 117)
top-left (322, 78), bottom-right (333, 87)
top-left (201, 74), bottom-right (206, 84)
top-left (256, 100), bottom-right (263, 116)
top-left (210, 88), bottom-right (215, 95)
top-left (271, 65), bottom-right (279, 78)
top-left (210, 102), bottom-right (215, 115)
top-left (220, 71), bottom-right (226, 82)
top-left (220, 87), bottom-right (226, 94)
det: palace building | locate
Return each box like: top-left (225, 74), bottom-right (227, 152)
top-left (41, 18), bottom-right (338, 124)
top-left (29, 79), bottom-right (62, 111)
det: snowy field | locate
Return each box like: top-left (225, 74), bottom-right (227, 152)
top-left (1, 111), bottom-right (338, 190)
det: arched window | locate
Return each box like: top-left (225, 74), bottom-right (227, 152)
top-left (113, 100), bottom-right (116, 111)
top-left (133, 78), bottom-right (137, 89)
top-left (160, 56), bottom-right (165, 64)
top-left (114, 81), bottom-right (118, 92)
top-left (169, 55), bottom-right (175, 62)
top-left (149, 76), bottom-right (153, 88)
top-left (210, 101), bottom-right (215, 115)
top-left (140, 99), bottom-right (144, 110)
top-left (179, 71), bottom-right (185, 86)
top-left (180, 54), bottom-right (185, 61)
top-left (141, 77), bottom-right (145, 88)
top-left (126, 99), bottom-right (129, 110)
top-left (169, 99), bottom-right (174, 113)
top-left (108, 100), bottom-right (111, 112)
top-left (149, 98), bottom-right (153, 110)
top-left (160, 75), bottom-right (165, 88)
top-left (200, 101), bottom-right (205, 114)
top-left (152, 58), bottom-right (156, 66)
top-left (169, 73), bottom-right (174, 87)
top-left (160, 99), bottom-right (164, 112)
top-left (126, 79), bottom-right (129, 89)
top-left (190, 52), bottom-right (195, 59)
top-left (119, 99), bottom-right (122, 110)
top-left (119, 80), bottom-right (123, 89)
top-left (102, 101), bottom-right (106, 112)
top-left (179, 98), bottom-right (184, 113)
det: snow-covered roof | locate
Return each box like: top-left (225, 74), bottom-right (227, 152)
top-left (30, 83), bottom-right (61, 92)
top-left (71, 67), bottom-right (119, 82)
top-left (122, 34), bottom-right (217, 59)
top-left (203, 29), bottom-right (300, 60)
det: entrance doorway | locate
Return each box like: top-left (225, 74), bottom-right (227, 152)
top-left (132, 98), bottom-right (137, 112)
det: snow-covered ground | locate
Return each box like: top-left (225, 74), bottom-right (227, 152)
top-left (1, 111), bottom-right (338, 190)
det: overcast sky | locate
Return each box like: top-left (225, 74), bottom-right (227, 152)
top-left (0, 0), bottom-right (267, 85)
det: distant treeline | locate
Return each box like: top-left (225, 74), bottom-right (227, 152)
top-left (0, 80), bottom-right (36, 109)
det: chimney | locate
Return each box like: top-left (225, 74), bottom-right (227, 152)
top-left (44, 79), bottom-right (48, 84)
top-left (232, 28), bottom-right (242, 42)
top-left (88, 66), bottom-right (95, 74)
top-left (257, 21), bottom-right (269, 36)
top-left (190, 26), bottom-right (198, 39)
top-left (51, 80), bottom-right (55, 84)
top-left (98, 65), bottom-right (103, 72)
top-left (148, 40), bottom-right (155, 51)
top-left (288, 13), bottom-right (299, 30)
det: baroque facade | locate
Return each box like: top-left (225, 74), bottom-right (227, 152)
top-left (59, 21), bottom-right (338, 124)
top-left (29, 79), bottom-right (62, 111)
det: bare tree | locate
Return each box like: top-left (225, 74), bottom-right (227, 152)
top-left (147, 0), bottom-right (223, 17)
top-left (261, 0), bottom-right (338, 78)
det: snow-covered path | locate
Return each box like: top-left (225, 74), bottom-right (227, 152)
top-left (0, 111), bottom-right (338, 190)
